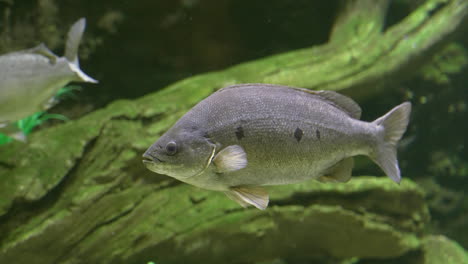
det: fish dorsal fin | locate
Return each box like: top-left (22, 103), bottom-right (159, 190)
top-left (225, 186), bottom-right (269, 210)
top-left (27, 43), bottom-right (58, 64)
top-left (217, 83), bottom-right (292, 94)
top-left (213, 145), bottom-right (247, 173)
top-left (318, 157), bottom-right (354, 183)
top-left (317, 90), bottom-right (362, 119)
top-left (217, 84), bottom-right (361, 119)
top-left (294, 88), bottom-right (362, 119)
top-left (65, 18), bottom-right (86, 65)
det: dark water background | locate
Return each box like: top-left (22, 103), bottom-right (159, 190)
top-left (1, 0), bottom-right (467, 255)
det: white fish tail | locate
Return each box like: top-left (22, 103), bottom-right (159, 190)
top-left (370, 102), bottom-right (411, 183)
top-left (65, 18), bottom-right (98, 84)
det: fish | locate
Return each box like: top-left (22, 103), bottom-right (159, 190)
top-left (143, 83), bottom-right (411, 210)
top-left (0, 18), bottom-right (97, 138)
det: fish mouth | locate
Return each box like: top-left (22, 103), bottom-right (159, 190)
top-left (142, 153), bottom-right (164, 164)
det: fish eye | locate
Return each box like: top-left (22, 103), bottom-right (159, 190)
top-left (165, 141), bottom-right (178, 155)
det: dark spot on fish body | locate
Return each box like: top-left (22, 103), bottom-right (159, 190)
top-left (316, 129), bottom-right (321, 140)
top-left (294, 127), bottom-right (303, 142)
top-left (235, 126), bottom-right (244, 140)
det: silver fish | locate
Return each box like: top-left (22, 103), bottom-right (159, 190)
top-left (143, 84), bottom-right (411, 210)
top-left (0, 18), bottom-right (97, 127)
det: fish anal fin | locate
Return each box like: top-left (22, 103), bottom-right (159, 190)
top-left (213, 145), bottom-right (247, 173)
top-left (225, 186), bottom-right (269, 210)
top-left (318, 157), bottom-right (354, 183)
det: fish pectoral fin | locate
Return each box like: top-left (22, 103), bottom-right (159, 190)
top-left (225, 186), bottom-right (269, 210)
top-left (213, 145), bottom-right (247, 173)
top-left (318, 157), bottom-right (354, 183)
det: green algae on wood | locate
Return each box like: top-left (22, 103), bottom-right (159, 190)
top-left (0, 175), bottom-right (430, 264)
top-left (270, 177), bottom-right (429, 234)
top-left (419, 42), bottom-right (468, 84)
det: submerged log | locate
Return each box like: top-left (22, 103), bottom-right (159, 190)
top-left (1, 0), bottom-right (467, 263)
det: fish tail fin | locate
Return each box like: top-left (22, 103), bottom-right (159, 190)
top-left (65, 18), bottom-right (98, 84)
top-left (65, 18), bottom-right (85, 66)
top-left (370, 102), bottom-right (411, 184)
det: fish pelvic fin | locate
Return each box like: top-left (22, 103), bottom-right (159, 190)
top-left (370, 102), bottom-right (412, 184)
top-left (225, 186), bottom-right (269, 210)
top-left (65, 18), bottom-right (98, 84)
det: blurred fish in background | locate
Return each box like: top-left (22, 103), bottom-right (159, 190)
top-left (0, 17), bottom-right (97, 142)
